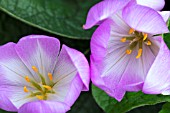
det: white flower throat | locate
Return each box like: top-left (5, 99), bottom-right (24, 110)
top-left (120, 28), bottom-right (152, 59)
top-left (23, 66), bottom-right (55, 100)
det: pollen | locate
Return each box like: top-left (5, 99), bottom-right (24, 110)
top-left (25, 76), bottom-right (30, 82)
top-left (24, 86), bottom-right (29, 93)
top-left (129, 28), bottom-right (135, 34)
top-left (120, 37), bottom-right (126, 42)
top-left (32, 66), bottom-right (38, 72)
top-left (42, 85), bottom-right (52, 90)
top-left (126, 49), bottom-right (132, 55)
top-left (146, 41), bottom-right (151, 46)
top-left (36, 95), bottom-right (44, 100)
top-left (48, 73), bottom-right (53, 81)
top-left (136, 49), bottom-right (143, 59)
top-left (143, 33), bottom-right (148, 41)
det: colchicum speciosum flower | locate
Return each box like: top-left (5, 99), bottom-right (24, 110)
top-left (0, 35), bottom-right (90, 113)
top-left (84, 1), bottom-right (170, 101)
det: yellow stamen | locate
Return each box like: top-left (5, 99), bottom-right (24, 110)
top-left (42, 85), bottom-right (52, 90)
top-left (48, 73), bottom-right (53, 81)
top-left (146, 41), bottom-right (151, 45)
top-left (32, 66), bottom-right (38, 72)
top-left (126, 49), bottom-right (132, 55)
top-left (143, 33), bottom-right (148, 41)
top-left (120, 37), bottom-right (126, 42)
top-left (129, 28), bottom-right (135, 34)
top-left (25, 76), bottom-right (30, 82)
top-left (36, 95), bottom-right (43, 100)
top-left (136, 49), bottom-right (143, 59)
top-left (24, 86), bottom-right (29, 92)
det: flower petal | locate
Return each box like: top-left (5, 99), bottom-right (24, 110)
top-left (158, 11), bottom-right (170, 22)
top-left (83, 0), bottom-right (131, 29)
top-left (53, 45), bottom-right (89, 91)
top-left (120, 41), bottom-right (158, 91)
top-left (15, 35), bottom-right (60, 83)
top-left (90, 17), bottom-right (161, 101)
top-left (123, 4), bottom-right (169, 34)
top-left (0, 94), bottom-right (17, 112)
top-left (47, 75), bottom-right (83, 107)
top-left (18, 101), bottom-right (70, 113)
top-left (0, 85), bottom-right (37, 109)
top-left (0, 43), bottom-right (38, 110)
top-left (143, 37), bottom-right (170, 94)
top-left (0, 43), bottom-right (33, 86)
top-left (90, 19), bottom-right (130, 101)
top-left (90, 19), bottom-right (112, 61)
top-left (64, 75), bottom-right (83, 106)
top-left (136, 0), bottom-right (165, 11)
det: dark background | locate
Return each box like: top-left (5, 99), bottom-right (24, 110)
top-left (163, 0), bottom-right (170, 10)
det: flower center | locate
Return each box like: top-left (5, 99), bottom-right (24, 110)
top-left (23, 66), bottom-right (55, 100)
top-left (120, 28), bottom-right (152, 59)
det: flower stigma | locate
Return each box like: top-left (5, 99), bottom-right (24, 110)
top-left (23, 66), bottom-right (55, 100)
top-left (120, 28), bottom-right (152, 59)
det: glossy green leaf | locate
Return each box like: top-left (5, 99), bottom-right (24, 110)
top-left (0, 0), bottom-right (99, 39)
top-left (92, 85), bottom-right (170, 113)
top-left (159, 103), bottom-right (170, 113)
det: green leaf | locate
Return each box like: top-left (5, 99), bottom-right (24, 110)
top-left (92, 84), bottom-right (170, 113)
top-left (0, 9), bottom-right (90, 55)
top-left (159, 103), bottom-right (170, 113)
top-left (0, 0), bottom-right (100, 39)
top-left (163, 19), bottom-right (170, 48)
top-left (0, 9), bottom-right (44, 45)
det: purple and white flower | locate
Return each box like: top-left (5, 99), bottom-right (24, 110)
top-left (88, 2), bottom-right (170, 101)
top-left (83, 0), bottom-right (168, 29)
top-left (0, 35), bottom-right (90, 113)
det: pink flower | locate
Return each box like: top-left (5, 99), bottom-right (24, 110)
top-left (83, 0), bottom-right (168, 29)
top-left (0, 35), bottom-right (90, 113)
top-left (87, 2), bottom-right (169, 101)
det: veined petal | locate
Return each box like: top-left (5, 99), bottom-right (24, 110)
top-left (0, 85), bottom-right (37, 109)
top-left (120, 41), bottom-right (159, 91)
top-left (49, 45), bottom-right (89, 105)
top-left (90, 19), bottom-right (131, 101)
top-left (143, 36), bottom-right (170, 94)
top-left (0, 94), bottom-right (17, 112)
top-left (90, 17), bottom-right (161, 101)
top-left (158, 11), bottom-right (170, 22)
top-left (110, 11), bottom-right (131, 35)
top-left (15, 35), bottom-right (60, 83)
top-left (136, 0), bottom-right (165, 11)
top-left (0, 43), bottom-right (33, 86)
top-left (90, 19), bottom-right (112, 61)
top-left (83, 0), bottom-right (131, 29)
top-left (53, 45), bottom-right (89, 91)
top-left (0, 43), bottom-right (38, 110)
top-left (64, 75), bottom-right (83, 106)
top-left (91, 56), bottom-right (127, 101)
top-left (18, 101), bottom-right (70, 113)
top-left (90, 56), bottom-right (106, 89)
top-left (123, 4), bottom-right (169, 34)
